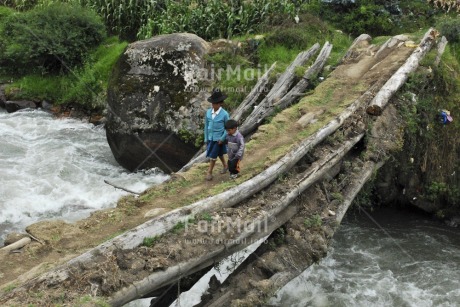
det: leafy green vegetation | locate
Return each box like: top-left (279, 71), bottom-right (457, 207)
top-left (302, 0), bottom-right (437, 37)
top-left (438, 17), bottom-right (460, 43)
top-left (172, 221), bottom-right (186, 233)
top-left (4, 36), bottom-right (127, 109)
top-left (0, 2), bottom-right (106, 75)
top-left (196, 211), bottom-right (213, 222)
top-left (393, 36), bottom-right (460, 210)
top-left (304, 214), bottom-right (322, 228)
top-left (2, 0), bottom-right (297, 41)
top-left (0, 0), bottom-right (441, 110)
top-left (142, 236), bottom-right (160, 247)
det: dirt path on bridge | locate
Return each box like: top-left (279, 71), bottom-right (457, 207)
top-left (0, 34), bottom-right (418, 305)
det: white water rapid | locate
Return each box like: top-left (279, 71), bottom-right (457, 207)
top-left (269, 208), bottom-right (460, 307)
top-left (0, 108), bottom-right (169, 244)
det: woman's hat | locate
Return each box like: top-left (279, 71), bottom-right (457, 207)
top-left (207, 88), bottom-right (227, 103)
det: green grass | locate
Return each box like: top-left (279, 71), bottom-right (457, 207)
top-left (304, 214), bottom-right (322, 228)
top-left (205, 17), bottom-right (352, 114)
top-left (5, 36), bottom-right (127, 109)
top-left (77, 295), bottom-right (110, 306)
top-left (258, 45), bottom-right (303, 68)
top-left (5, 75), bottom-right (68, 102)
top-left (172, 221), bottom-right (186, 233)
top-left (197, 211), bottom-right (213, 222)
top-left (142, 236), bottom-right (160, 247)
top-left (2, 283), bottom-right (16, 293)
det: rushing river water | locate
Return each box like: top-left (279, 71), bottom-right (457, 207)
top-left (269, 207), bottom-right (460, 307)
top-left (0, 108), bottom-right (169, 245)
top-left (1, 108), bottom-right (459, 307)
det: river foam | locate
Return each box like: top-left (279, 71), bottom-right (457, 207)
top-left (269, 208), bottom-right (460, 307)
top-left (0, 109), bottom-right (169, 244)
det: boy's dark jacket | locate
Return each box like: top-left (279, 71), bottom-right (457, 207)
top-left (226, 130), bottom-right (245, 160)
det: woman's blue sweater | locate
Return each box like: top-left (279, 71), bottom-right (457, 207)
top-left (204, 108), bottom-right (229, 142)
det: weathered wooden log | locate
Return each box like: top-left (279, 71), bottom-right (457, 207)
top-left (103, 179), bottom-right (141, 195)
top-left (35, 82), bottom-right (377, 288)
top-left (295, 109), bottom-right (325, 128)
top-left (366, 28), bottom-right (437, 116)
top-left (253, 44), bottom-right (320, 108)
top-left (232, 62), bottom-right (277, 122)
top-left (434, 36), bottom-right (448, 67)
top-left (240, 43), bottom-right (321, 135)
top-left (201, 159), bottom-right (384, 307)
top-left (0, 237), bottom-right (31, 254)
top-left (374, 34), bottom-right (409, 61)
top-left (336, 161), bottom-right (384, 223)
top-left (340, 34), bottom-right (372, 63)
top-left (109, 204), bottom-right (297, 306)
top-left (264, 42), bottom-right (332, 116)
top-left (108, 133), bottom-right (364, 306)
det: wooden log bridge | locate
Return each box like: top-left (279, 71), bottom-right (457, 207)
top-left (0, 28), bottom-right (441, 306)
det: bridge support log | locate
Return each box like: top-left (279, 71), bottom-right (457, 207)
top-left (340, 33), bottom-right (372, 63)
top-left (12, 74), bottom-right (377, 299)
top-left (240, 42), bottom-right (331, 136)
top-left (434, 36), bottom-right (448, 67)
top-left (0, 237), bottom-right (31, 255)
top-left (180, 44), bottom-right (320, 172)
top-left (199, 159), bottom-right (385, 307)
top-left (182, 34), bottom-right (372, 172)
top-left (108, 134), bottom-right (365, 306)
top-left (366, 28), bottom-right (437, 116)
top-left (231, 62), bottom-right (277, 122)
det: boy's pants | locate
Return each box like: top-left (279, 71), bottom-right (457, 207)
top-left (228, 159), bottom-right (240, 174)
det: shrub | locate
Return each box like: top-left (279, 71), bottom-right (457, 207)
top-left (0, 2), bottom-right (106, 75)
top-left (264, 14), bottom-right (329, 50)
top-left (60, 37), bottom-right (128, 109)
top-left (438, 18), bottom-right (460, 43)
top-left (0, 6), bottom-right (14, 30)
top-left (0, 6), bottom-right (15, 74)
top-left (6, 36), bottom-right (127, 109)
top-left (304, 214), bottom-right (322, 229)
top-left (142, 236), bottom-right (159, 247)
top-left (306, 0), bottom-right (435, 37)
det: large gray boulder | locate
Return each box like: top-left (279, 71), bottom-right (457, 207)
top-left (106, 33), bottom-right (210, 173)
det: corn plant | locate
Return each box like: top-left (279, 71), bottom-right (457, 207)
top-left (2, 0), bottom-right (298, 40)
top-left (427, 0), bottom-right (460, 12)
